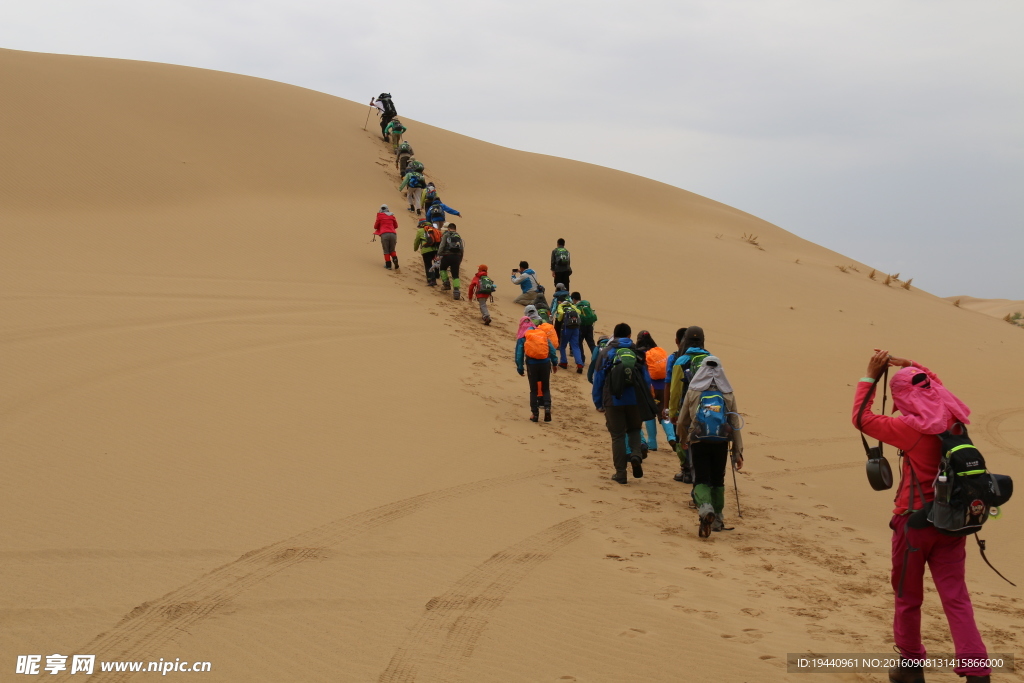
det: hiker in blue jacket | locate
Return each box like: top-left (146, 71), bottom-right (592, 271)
top-left (592, 323), bottom-right (658, 484)
top-left (511, 261), bottom-right (542, 306)
top-left (425, 196), bottom-right (461, 229)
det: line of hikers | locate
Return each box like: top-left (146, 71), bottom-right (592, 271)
top-left (366, 96), bottom-right (1003, 677)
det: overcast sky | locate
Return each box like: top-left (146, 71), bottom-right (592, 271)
top-left (4, 0), bottom-right (1022, 298)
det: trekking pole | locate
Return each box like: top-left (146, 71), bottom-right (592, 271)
top-left (363, 100), bottom-right (374, 130)
top-left (730, 444), bottom-right (742, 518)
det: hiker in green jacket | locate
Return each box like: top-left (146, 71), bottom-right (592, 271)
top-left (412, 220), bottom-right (440, 286)
top-left (384, 118), bottom-right (406, 152)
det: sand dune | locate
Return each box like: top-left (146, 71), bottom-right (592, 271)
top-left (946, 295), bottom-right (1024, 321)
top-left (2, 48), bottom-right (1023, 682)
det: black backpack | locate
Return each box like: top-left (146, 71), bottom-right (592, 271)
top-left (378, 93), bottom-right (397, 117)
top-left (925, 424), bottom-right (1012, 535)
top-left (562, 303), bottom-right (581, 329)
top-left (444, 232), bottom-right (464, 253)
top-left (426, 203), bottom-right (445, 222)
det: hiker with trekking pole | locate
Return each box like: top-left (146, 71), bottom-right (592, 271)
top-left (854, 349), bottom-right (1011, 683)
top-left (674, 355), bottom-right (744, 537)
top-left (369, 93), bottom-right (398, 140)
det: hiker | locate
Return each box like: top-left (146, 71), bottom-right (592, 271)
top-left (511, 261), bottom-right (543, 306)
top-left (587, 335), bottom-right (610, 383)
top-left (550, 238), bottom-right (572, 289)
top-left (551, 283), bottom-right (572, 341)
top-left (372, 204), bottom-right (399, 270)
top-left (396, 142), bottom-right (414, 175)
top-left (384, 118), bottom-right (406, 152)
top-left (571, 292), bottom-right (598, 365)
top-left (399, 168), bottom-right (427, 214)
top-left (676, 356), bottom-right (744, 537)
top-left (668, 326), bottom-right (711, 483)
top-left (412, 219), bottom-right (441, 286)
top-left (372, 93), bottom-right (398, 140)
top-left (466, 265), bottom-right (496, 325)
top-left (554, 294), bottom-right (585, 372)
top-left (524, 304), bottom-right (558, 349)
top-left (855, 349), bottom-right (991, 683)
top-left (515, 311), bottom-right (558, 422)
top-left (436, 223), bottom-right (465, 299)
top-left (635, 331), bottom-right (676, 451)
top-left (425, 195), bottom-right (461, 229)
top-left (592, 323), bottom-right (659, 484)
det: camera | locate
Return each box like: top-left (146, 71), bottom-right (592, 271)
top-left (866, 445), bottom-right (893, 491)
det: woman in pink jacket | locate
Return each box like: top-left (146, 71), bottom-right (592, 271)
top-left (854, 349), bottom-right (990, 683)
top-left (372, 204), bottom-right (399, 270)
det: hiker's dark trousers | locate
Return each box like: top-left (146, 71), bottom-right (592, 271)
top-left (421, 251), bottom-right (436, 281)
top-left (604, 404), bottom-right (643, 474)
top-left (579, 324), bottom-right (596, 364)
top-left (691, 441), bottom-right (728, 487)
top-left (439, 254), bottom-right (462, 281)
top-left (553, 269), bottom-right (571, 289)
top-left (526, 363), bottom-right (552, 412)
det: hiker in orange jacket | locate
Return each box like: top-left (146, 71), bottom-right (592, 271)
top-left (466, 265), bottom-right (496, 325)
top-left (372, 204), bottom-right (399, 270)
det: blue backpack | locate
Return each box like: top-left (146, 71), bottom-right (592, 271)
top-left (693, 389), bottom-right (732, 442)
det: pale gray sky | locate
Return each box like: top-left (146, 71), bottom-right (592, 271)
top-left (4, 0), bottom-right (1022, 297)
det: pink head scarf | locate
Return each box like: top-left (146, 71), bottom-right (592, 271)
top-left (890, 366), bottom-right (970, 435)
top-left (516, 316), bottom-right (535, 339)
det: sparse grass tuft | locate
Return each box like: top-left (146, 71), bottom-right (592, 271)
top-left (892, 272), bottom-right (901, 281)
top-left (794, 259), bottom-right (800, 264)
top-left (1005, 312), bottom-right (1023, 327)
top-left (848, 265), bottom-right (860, 273)
top-left (882, 274), bottom-right (893, 286)
top-left (836, 265), bottom-right (849, 273)
top-left (740, 233), bottom-right (764, 250)
top-left (901, 278), bottom-right (913, 290)
top-left (868, 269), bottom-right (877, 280)
top-left (953, 298), bottom-right (961, 307)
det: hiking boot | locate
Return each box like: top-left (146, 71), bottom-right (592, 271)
top-left (529, 412), bottom-right (539, 423)
top-left (416, 208), bottom-right (422, 215)
top-left (558, 362), bottom-right (568, 369)
top-left (669, 439), bottom-right (677, 450)
top-left (698, 504), bottom-right (715, 538)
top-left (407, 207), bottom-right (415, 212)
top-left (965, 677), bottom-right (991, 683)
top-left (610, 472), bottom-right (627, 485)
top-left (640, 443), bottom-right (649, 460)
top-left (392, 258), bottom-right (399, 269)
top-left (385, 261), bottom-right (392, 269)
top-left (544, 409), bottom-right (552, 422)
top-left (576, 364), bottom-right (584, 373)
top-left (427, 278), bottom-right (436, 286)
top-left (441, 281), bottom-right (451, 291)
top-left (711, 515), bottom-right (734, 532)
top-left (673, 470), bottom-right (687, 482)
top-left (887, 659), bottom-right (925, 683)
top-left (453, 288), bottom-right (461, 300)
top-left (630, 455), bottom-right (644, 479)
top-left (483, 316), bottom-right (491, 325)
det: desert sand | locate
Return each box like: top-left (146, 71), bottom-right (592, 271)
top-left (2, 48), bottom-right (1023, 682)
top-left (946, 296), bottom-right (1024, 322)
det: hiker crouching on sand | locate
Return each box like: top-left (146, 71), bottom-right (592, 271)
top-left (372, 204), bottom-right (399, 270)
top-left (436, 223), bottom-right (465, 299)
top-left (592, 323), bottom-right (658, 485)
top-left (511, 261), bottom-right (542, 306)
top-left (676, 356), bottom-right (744, 538)
top-left (855, 349), bottom-right (991, 683)
top-left (515, 312), bottom-right (558, 422)
top-left (467, 265), bottom-right (496, 325)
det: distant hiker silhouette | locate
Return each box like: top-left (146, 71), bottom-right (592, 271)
top-left (550, 238), bottom-right (572, 289)
top-left (516, 307), bottom-right (558, 422)
top-left (372, 204), bottom-right (399, 270)
top-left (372, 93), bottom-right (397, 140)
top-left (467, 264), bottom-right (496, 325)
top-left (676, 355), bottom-right (744, 537)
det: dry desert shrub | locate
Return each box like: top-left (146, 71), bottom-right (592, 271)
top-left (882, 274), bottom-right (893, 286)
top-left (901, 278), bottom-right (913, 290)
top-left (953, 298), bottom-right (961, 307)
top-left (848, 265), bottom-right (860, 273)
top-left (836, 265), bottom-right (849, 273)
top-left (868, 269), bottom-right (877, 280)
top-left (740, 233), bottom-right (764, 250)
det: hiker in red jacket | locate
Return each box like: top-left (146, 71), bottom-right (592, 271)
top-left (466, 265), bottom-right (496, 325)
top-left (372, 204), bottom-right (399, 270)
top-left (854, 349), bottom-right (990, 683)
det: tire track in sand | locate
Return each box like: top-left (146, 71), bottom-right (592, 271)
top-left (378, 511), bottom-right (611, 683)
top-left (979, 407), bottom-right (1024, 458)
top-left (53, 466), bottom-right (581, 682)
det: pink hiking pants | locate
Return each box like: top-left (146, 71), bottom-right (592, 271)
top-left (890, 514), bottom-right (990, 677)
